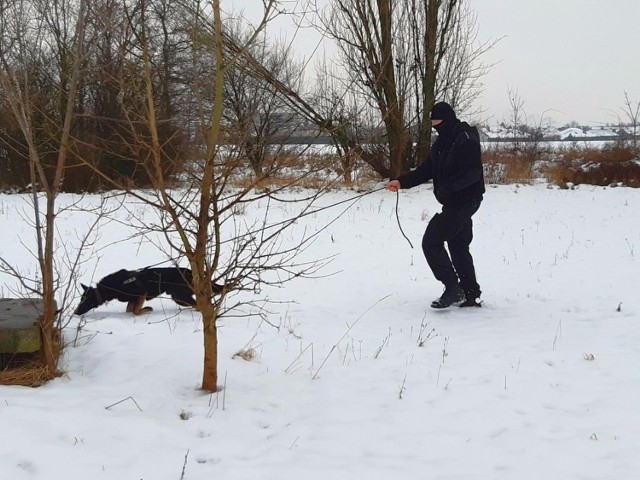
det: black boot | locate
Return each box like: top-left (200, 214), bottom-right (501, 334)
top-left (431, 284), bottom-right (465, 309)
top-left (459, 295), bottom-right (482, 308)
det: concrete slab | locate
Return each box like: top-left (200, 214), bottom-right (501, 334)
top-left (0, 299), bottom-right (45, 353)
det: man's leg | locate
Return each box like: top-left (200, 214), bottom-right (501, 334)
top-left (448, 216), bottom-right (481, 299)
top-left (422, 210), bottom-right (460, 288)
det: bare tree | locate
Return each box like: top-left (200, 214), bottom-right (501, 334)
top-left (314, 0), bottom-right (493, 178)
top-left (505, 86), bottom-right (526, 148)
top-left (77, 0), bottom-right (342, 392)
top-left (430, 3), bottom-right (492, 115)
top-left (620, 91), bottom-right (639, 151)
top-left (222, 17), bottom-right (307, 178)
top-left (318, 0), bottom-right (409, 178)
top-left (0, 0), bottom-right (89, 375)
top-left (311, 58), bottom-right (374, 184)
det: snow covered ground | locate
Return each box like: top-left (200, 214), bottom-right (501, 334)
top-left (1, 183), bottom-right (639, 479)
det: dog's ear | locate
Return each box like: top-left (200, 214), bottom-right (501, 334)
top-left (81, 283), bottom-right (89, 291)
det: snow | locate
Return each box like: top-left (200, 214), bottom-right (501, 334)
top-left (1, 183), bottom-right (640, 479)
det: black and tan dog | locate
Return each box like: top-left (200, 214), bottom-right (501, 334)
top-left (74, 267), bottom-right (223, 315)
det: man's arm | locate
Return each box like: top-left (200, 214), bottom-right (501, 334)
top-left (391, 155), bottom-right (433, 190)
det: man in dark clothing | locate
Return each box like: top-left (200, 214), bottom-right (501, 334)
top-left (385, 102), bottom-right (485, 308)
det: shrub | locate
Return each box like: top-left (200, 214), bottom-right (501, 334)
top-left (481, 142), bottom-right (640, 188)
top-left (544, 144), bottom-right (640, 188)
top-left (482, 145), bottom-right (537, 184)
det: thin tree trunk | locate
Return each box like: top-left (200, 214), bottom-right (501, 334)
top-left (199, 302), bottom-right (218, 391)
top-left (416, 0), bottom-right (439, 165)
top-left (39, 0), bottom-right (87, 373)
top-left (378, 0), bottom-right (406, 179)
top-left (196, 0), bottom-right (226, 392)
top-left (40, 195), bottom-right (57, 372)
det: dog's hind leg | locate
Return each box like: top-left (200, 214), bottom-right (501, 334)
top-left (129, 296), bottom-right (153, 315)
top-left (171, 289), bottom-right (197, 309)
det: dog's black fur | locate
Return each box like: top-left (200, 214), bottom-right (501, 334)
top-left (75, 267), bottom-right (223, 315)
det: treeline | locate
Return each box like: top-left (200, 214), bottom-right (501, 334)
top-left (0, 1), bottom-right (213, 192)
top-left (1, 0), bottom-right (494, 192)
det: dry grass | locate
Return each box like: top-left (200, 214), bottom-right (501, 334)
top-left (483, 143), bottom-right (640, 187)
top-left (0, 330), bottom-right (63, 387)
top-left (231, 145), bottom-right (640, 189)
top-left (0, 354), bottom-right (60, 387)
top-left (557, 144), bottom-right (636, 165)
top-left (232, 348), bottom-right (259, 362)
top-left (231, 173), bottom-right (338, 191)
top-left (482, 148), bottom-right (537, 184)
top-left (544, 145), bottom-right (640, 188)
top-left (503, 160), bottom-right (536, 184)
top-left (227, 151), bottom-right (377, 191)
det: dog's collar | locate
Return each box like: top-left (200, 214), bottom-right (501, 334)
top-left (94, 285), bottom-right (104, 305)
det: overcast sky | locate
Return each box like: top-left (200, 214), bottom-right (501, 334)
top-left (236, 0), bottom-right (640, 126)
top-left (471, 0), bottom-right (640, 126)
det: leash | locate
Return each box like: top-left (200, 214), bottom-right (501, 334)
top-left (129, 186), bottom-right (415, 270)
top-left (395, 190), bottom-right (414, 249)
top-left (266, 185), bottom-right (414, 249)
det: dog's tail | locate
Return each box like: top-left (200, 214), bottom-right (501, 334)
top-left (212, 278), bottom-right (237, 294)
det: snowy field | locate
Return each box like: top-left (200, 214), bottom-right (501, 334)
top-left (1, 183), bottom-right (639, 479)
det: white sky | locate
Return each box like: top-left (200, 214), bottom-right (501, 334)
top-left (471, 0), bottom-right (640, 126)
top-left (235, 0), bottom-right (640, 126)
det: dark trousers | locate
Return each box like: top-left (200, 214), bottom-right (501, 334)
top-left (421, 200), bottom-right (481, 297)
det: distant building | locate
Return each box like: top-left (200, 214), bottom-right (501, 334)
top-left (559, 127), bottom-right (586, 140)
top-left (541, 126), bottom-right (561, 140)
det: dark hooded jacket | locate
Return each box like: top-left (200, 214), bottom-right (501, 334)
top-left (397, 104), bottom-right (485, 207)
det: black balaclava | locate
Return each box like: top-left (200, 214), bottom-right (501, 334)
top-left (430, 101), bottom-right (458, 140)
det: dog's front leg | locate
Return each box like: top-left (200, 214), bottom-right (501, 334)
top-left (130, 296), bottom-right (153, 315)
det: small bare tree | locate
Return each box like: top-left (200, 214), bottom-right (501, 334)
top-left (505, 86), bottom-right (526, 149)
top-left (311, 58), bottom-right (373, 184)
top-left (222, 18), bottom-right (307, 178)
top-left (0, 0), bottom-right (91, 375)
top-left (79, 0), bottom-right (342, 392)
top-left (620, 91), bottom-right (639, 151)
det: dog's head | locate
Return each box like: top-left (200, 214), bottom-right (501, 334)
top-left (74, 284), bottom-right (101, 315)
